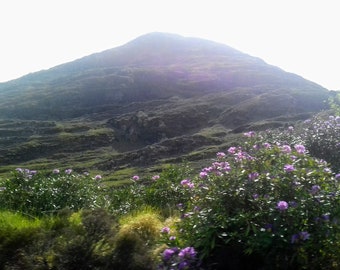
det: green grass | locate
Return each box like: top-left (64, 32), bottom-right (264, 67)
top-left (0, 211), bottom-right (42, 230)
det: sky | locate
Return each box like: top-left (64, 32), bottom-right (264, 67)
top-left (1, 0), bottom-right (339, 90)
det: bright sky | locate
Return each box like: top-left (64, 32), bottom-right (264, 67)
top-left (1, 0), bottom-right (339, 90)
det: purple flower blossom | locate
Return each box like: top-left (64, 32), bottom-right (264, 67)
top-left (227, 146), bottom-right (237, 154)
top-left (193, 206), bottom-right (201, 212)
top-left (199, 171), bottom-right (208, 178)
top-left (263, 142), bottom-right (271, 149)
top-left (65, 169), bottom-right (72, 175)
top-left (178, 261), bottom-right (189, 270)
top-left (291, 232), bottom-right (309, 244)
top-left (181, 179), bottom-right (194, 188)
top-left (216, 152), bottom-right (226, 158)
top-left (15, 168), bottom-right (23, 173)
top-left (161, 227), bottom-right (170, 234)
top-left (277, 201), bottom-right (289, 211)
top-left (151, 175), bottom-right (160, 181)
top-left (243, 131), bottom-right (255, 137)
top-left (310, 185), bottom-right (321, 195)
top-left (169, 236), bottom-right (176, 241)
top-left (281, 145), bottom-right (292, 153)
top-left (252, 194), bottom-right (259, 200)
top-left (335, 173), bottom-right (340, 180)
top-left (94, 175), bottom-right (102, 180)
top-left (291, 234), bottom-right (299, 244)
top-left (132, 175), bottom-right (140, 181)
top-left (284, 164), bottom-right (295, 172)
top-left (52, 169), bottom-right (60, 174)
top-left (324, 168), bottom-right (332, 173)
top-left (177, 203), bottom-right (184, 209)
top-left (178, 247), bottom-right (197, 259)
top-left (294, 144), bottom-right (306, 154)
top-left (162, 248), bottom-right (175, 261)
top-left (253, 144), bottom-right (260, 150)
top-left (181, 213), bottom-right (191, 219)
top-left (248, 172), bottom-right (259, 181)
top-left (322, 214), bottom-right (330, 221)
top-left (289, 201), bottom-right (298, 208)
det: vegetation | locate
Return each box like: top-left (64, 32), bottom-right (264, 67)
top-left (1, 110), bottom-right (340, 269)
top-left (0, 33), bottom-right (338, 269)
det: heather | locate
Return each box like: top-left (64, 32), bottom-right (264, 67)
top-left (1, 113), bottom-right (340, 269)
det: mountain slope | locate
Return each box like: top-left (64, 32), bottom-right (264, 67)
top-left (0, 32), bottom-right (331, 177)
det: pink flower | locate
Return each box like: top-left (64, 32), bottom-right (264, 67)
top-left (277, 201), bottom-right (289, 211)
top-left (216, 152), bottom-right (226, 158)
top-left (263, 142), bottom-right (271, 149)
top-left (132, 175), bottom-right (140, 181)
top-left (94, 175), bottom-right (102, 180)
top-left (152, 175), bottom-right (160, 181)
top-left (65, 169), bottom-right (72, 174)
top-left (294, 144), bottom-right (306, 154)
top-left (227, 147), bottom-right (237, 154)
top-left (281, 145), bottom-right (292, 154)
top-left (284, 164), bottom-right (295, 172)
top-left (243, 131), bottom-right (255, 137)
top-left (52, 169), bottom-right (60, 174)
top-left (199, 171), bottom-right (208, 178)
top-left (161, 227), bottom-right (170, 234)
top-left (181, 179), bottom-right (194, 188)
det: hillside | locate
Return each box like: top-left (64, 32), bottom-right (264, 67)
top-left (0, 32), bottom-right (331, 178)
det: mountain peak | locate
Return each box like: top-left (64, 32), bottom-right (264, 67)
top-left (0, 32), bottom-right (331, 174)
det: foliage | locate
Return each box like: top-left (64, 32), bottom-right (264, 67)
top-left (106, 164), bottom-right (193, 216)
top-left (262, 113), bottom-right (340, 172)
top-left (329, 92), bottom-right (340, 115)
top-left (174, 132), bottom-right (340, 269)
top-left (1, 113), bottom-right (340, 269)
top-left (52, 208), bottom-right (118, 270)
top-left (0, 169), bottom-right (104, 216)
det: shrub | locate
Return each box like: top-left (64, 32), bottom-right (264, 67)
top-left (298, 114), bottom-right (340, 172)
top-left (0, 211), bottom-right (48, 269)
top-left (329, 92), bottom-right (340, 116)
top-left (174, 133), bottom-right (340, 269)
top-left (0, 169), bottom-right (104, 216)
top-left (112, 208), bottom-right (163, 270)
top-left (52, 208), bottom-right (117, 270)
top-left (262, 113), bottom-right (340, 172)
top-left (107, 164), bottom-right (193, 217)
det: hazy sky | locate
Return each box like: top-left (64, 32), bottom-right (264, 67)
top-left (1, 0), bottom-right (339, 90)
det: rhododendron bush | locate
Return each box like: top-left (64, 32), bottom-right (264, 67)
top-left (174, 131), bottom-right (340, 268)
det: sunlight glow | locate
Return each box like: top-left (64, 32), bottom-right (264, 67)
top-left (0, 0), bottom-right (339, 89)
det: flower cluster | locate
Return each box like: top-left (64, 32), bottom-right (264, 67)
top-left (159, 246), bottom-right (198, 270)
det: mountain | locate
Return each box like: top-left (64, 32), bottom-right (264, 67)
top-left (0, 32), bottom-right (331, 179)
